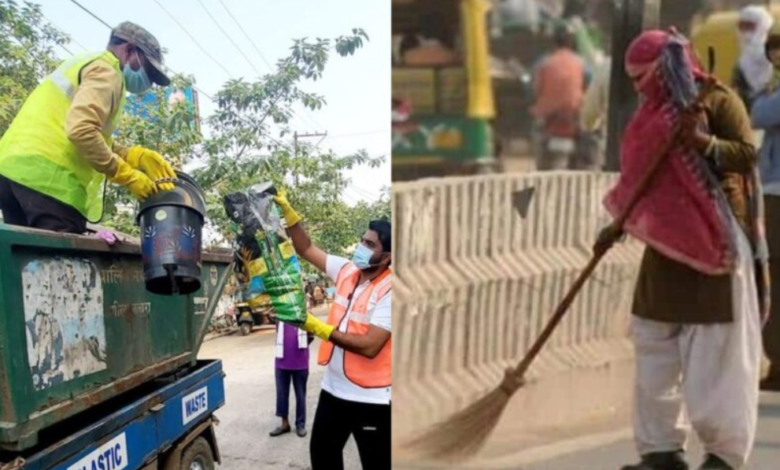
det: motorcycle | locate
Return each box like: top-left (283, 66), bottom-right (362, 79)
top-left (533, 111), bottom-right (580, 171)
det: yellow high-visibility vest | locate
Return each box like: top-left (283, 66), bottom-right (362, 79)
top-left (0, 51), bottom-right (126, 222)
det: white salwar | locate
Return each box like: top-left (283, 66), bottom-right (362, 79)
top-left (631, 218), bottom-right (763, 469)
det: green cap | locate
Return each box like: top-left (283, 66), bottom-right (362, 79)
top-left (111, 21), bottom-right (171, 86)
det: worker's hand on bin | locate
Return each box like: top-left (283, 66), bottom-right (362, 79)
top-left (126, 146), bottom-right (176, 191)
top-left (110, 159), bottom-right (158, 201)
top-left (95, 229), bottom-right (118, 246)
top-left (300, 312), bottom-right (334, 341)
top-left (274, 190), bottom-right (303, 227)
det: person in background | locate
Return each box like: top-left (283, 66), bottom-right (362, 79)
top-left (733, 5), bottom-right (774, 112)
top-left (313, 284), bottom-right (324, 307)
top-left (750, 25), bottom-right (780, 392)
top-left (403, 13), bottom-right (459, 66)
top-left (577, 1), bottom-right (614, 171)
top-left (270, 320), bottom-right (312, 438)
top-left (274, 192), bottom-right (391, 470)
top-left (577, 55), bottom-right (610, 170)
top-left (397, 32), bottom-right (421, 64)
top-left (0, 22), bottom-right (175, 233)
top-left (305, 282), bottom-right (314, 309)
top-left (530, 23), bottom-right (586, 170)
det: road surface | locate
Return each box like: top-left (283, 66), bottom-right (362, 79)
top-left (393, 392), bottom-right (780, 470)
top-left (198, 308), bottom-right (362, 470)
top-left (522, 392), bottom-right (780, 470)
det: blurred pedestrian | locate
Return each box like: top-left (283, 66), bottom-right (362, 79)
top-left (270, 321), bottom-right (311, 438)
top-left (733, 5), bottom-right (774, 111)
top-left (751, 24), bottom-right (780, 392)
top-left (313, 284), bottom-right (324, 307)
top-left (531, 23), bottom-right (586, 170)
top-left (402, 13), bottom-right (459, 66)
top-left (601, 29), bottom-right (766, 470)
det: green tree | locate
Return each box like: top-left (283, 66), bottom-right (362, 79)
top-left (107, 28), bottom-right (381, 256)
top-left (103, 75), bottom-right (202, 233)
top-left (192, 29), bottom-right (381, 251)
top-left (0, 0), bottom-right (70, 135)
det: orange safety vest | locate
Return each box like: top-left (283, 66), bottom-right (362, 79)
top-left (317, 263), bottom-right (392, 388)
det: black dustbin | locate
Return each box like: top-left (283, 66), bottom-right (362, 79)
top-left (137, 171), bottom-right (207, 295)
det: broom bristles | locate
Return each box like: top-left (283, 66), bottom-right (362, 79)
top-left (402, 386), bottom-right (512, 461)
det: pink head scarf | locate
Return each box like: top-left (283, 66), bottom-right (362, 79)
top-left (603, 29), bottom-right (736, 275)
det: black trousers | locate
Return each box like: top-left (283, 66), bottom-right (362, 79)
top-left (275, 368), bottom-right (308, 429)
top-left (310, 390), bottom-right (391, 470)
top-left (0, 175), bottom-right (87, 233)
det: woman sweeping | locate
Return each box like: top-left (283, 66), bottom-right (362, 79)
top-left (599, 29), bottom-right (768, 470)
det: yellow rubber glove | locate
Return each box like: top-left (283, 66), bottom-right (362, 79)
top-left (300, 312), bottom-right (335, 341)
top-left (110, 159), bottom-right (157, 201)
top-left (126, 146), bottom-right (176, 191)
top-left (273, 190), bottom-right (303, 227)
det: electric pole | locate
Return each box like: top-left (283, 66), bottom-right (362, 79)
top-left (605, 0), bottom-right (660, 171)
top-left (293, 131), bottom-right (328, 184)
top-left (293, 131), bottom-right (328, 157)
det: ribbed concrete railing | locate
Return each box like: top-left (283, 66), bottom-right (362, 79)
top-left (392, 172), bottom-right (644, 460)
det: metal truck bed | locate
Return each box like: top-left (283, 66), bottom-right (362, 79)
top-left (0, 360), bottom-right (225, 470)
top-left (0, 223), bottom-right (232, 451)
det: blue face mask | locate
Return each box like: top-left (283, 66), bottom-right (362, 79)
top-left (352, 243), bottom-right (379, 271)
top-left (123, 50), bottom-right (153, 94)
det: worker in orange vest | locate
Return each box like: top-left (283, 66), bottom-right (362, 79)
top-left (275, 192), bottom-right (391, 470)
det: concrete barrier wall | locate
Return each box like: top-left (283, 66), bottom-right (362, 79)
top-left (391, 172), bottom-right (645, 460)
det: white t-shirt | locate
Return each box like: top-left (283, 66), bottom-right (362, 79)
top-left (320, 255), bottom-right (392, 405)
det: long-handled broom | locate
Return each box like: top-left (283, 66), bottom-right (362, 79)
top-left (403, 77), bottom-right (717, 461)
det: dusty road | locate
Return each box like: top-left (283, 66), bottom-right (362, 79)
top-left (522, 392), bottom-right (780, 470)
top-left (198, 308), bottom-right (361, 469)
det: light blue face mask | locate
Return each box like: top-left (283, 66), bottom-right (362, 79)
top-left (352, 243), bottom-right (380, 271)
top-left (123, 50), bottom-right (153, 94)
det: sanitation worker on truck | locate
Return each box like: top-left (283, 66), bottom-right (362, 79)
top-left (0, 21), bottom-right (176, 234)
top-left (274, 191), bottom-right (392, 470)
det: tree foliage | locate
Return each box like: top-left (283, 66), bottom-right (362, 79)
top-left (0, 0), bottom-right (69, 135)
top-left (110, 28), bottom-right (384, 261)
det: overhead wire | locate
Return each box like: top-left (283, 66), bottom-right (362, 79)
top-left (345, 187), bottom-right (378, 204)
top-left (56, 43), bottom-right (75, 56)
top-left (40, 13), bottom-right (88, 52)
top-left (148, 0), bottom-right (235, 79)
top-left (328, 129), bottom-right (390, 139)
top-left (193, 0), bottom-right (264, 78)
top-left (348, 184), bottom-right (382, 201)
top-left (67, 0), bottom-right (111, 29)
top-left (213, 0), bottom-right (322, 133)
top-left (215, 0), bottom-right (273, 70)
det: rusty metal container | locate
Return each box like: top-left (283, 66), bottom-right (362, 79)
top-left (0, 224), bottom-right (232, 451)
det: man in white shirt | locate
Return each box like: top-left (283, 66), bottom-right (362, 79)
top-left (274, 192), bottom-right (391, 470)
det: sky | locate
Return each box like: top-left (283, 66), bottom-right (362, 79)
top-left (38, 0), bottom-right (391, 206)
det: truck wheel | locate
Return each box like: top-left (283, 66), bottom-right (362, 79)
top-left (240, 323), bottom-right (252, 336)
top-left (180, 437), bottom-right (214, 470)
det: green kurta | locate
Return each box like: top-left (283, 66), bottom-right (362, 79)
top-left (632, 82), bottom-right (757, 324)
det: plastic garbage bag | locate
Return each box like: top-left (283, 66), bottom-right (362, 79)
top-left (224, 183), bottom-right (307, 324)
